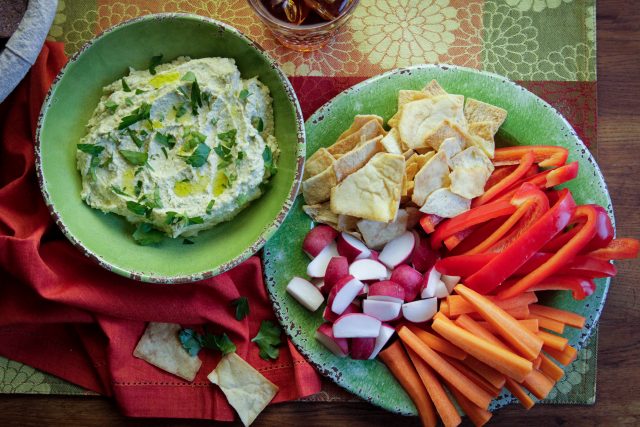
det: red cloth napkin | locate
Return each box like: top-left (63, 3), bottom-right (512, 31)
top-left (0, 42), bottom-right (321, 420)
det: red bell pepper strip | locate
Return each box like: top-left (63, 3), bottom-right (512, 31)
top-left (503, 275), bottom-right (595, 300)
top-left (430, 200), bottom-right (516, 250)
top-left (472, 151), bottom-right (536, 207)
top-left (582, 205), bottom-right (614, 252)
top-left (541, 221), bottom-right (585, 252)
top-left (485, 165), bottom-right (518, 191)
top-left (464, 189), bottom-right (576, 295)
top-left (420, 214), bottom-right (443, 234)
top-left (492, 162), bottom-right (579, 205)
top-left (449, 215), bottom-right (510, 255)
top-left (493, 146), bottom-right (569, 168)
top-left (435, 253), bottom-right (497, 277)
top-left (514, 253), bottom-right (617, 278)
top-left (586, 238), bottom-right (640, 260)
top-left (443, 228), bottom-right (475, 251)
top-left (496, 204), bottom-right (598, 300)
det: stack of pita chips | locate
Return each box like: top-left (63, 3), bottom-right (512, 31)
top-left (302, 80), bottom-right (507, 249)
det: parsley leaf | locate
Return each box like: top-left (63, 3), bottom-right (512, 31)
top-left (132, 223), bottom-right (164, 245)
top-left (262, 146), bottom-right (277, 176)
top-left (161, 147), bottom-right (168, 159)
top-left (182, 131), bottom-right (206, 153)
top-left (174, 102), bottom-right (188, 118)
top-left (251, 320), bottom-right (281, 360)
top-left (135, 88), bottom-right (146, 95)
top-left (126, 200), bottom-right (151, 217)
top-left (178, 329), bottom-right (202, 356)
top-left (111, 185), bottom-right (131, 197)
top-left (165, 211), bottom-right (186, 225)
top-left (239, 89), bottom-right (250, 101)
top-left (122, 78), bottom-right (131, 92)
top-left (214, 333), bottom-right (236, 355)
top-left (134, 180), bottom-right (143, 197)
top-left (126, 128), bottom-right (145, 148)
top-left (124, 97), bottom-right (134, 107)
top-left (149, 54), bottom-right (163, 75)
top-left (105, 100), bottom-right (118, 114)
top-left (119, 149), bottom-right (148, 166)
top-left (178, 328), bottom-right (236, 357)
top-left (183, 142), bottom-right (211, 167)
top-left (231, 297), bottom-right (249, 321)
top-left (154, 132), bottom-right (176, 149)
top-left (77, 144), bottom-right (105, 156)
top-left (206, 199), bottom-right (215, 215)
top-left (187, 216), bottom-right (204, 225)
top-left (251, 116), bottom-right (264, 132)
top-left (118, 102), bottom-right (151, 130)
top-left (190, 78), bottom-right (202, 115)
top-left (218, 129), bottom-right (237, 145)
top-left (181, 71), bottom-right (196, 82)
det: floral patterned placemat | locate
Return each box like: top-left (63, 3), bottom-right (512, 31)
top-left (2, 0), bottom-right (597, 405)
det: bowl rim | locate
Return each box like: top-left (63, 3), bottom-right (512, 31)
top-left (34, 13), bottom-right (306, 284)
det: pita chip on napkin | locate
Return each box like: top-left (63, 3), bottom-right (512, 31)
top-left (208, 352), bottom-right (279, 426)
top-left (133, 322), bottom-right (202, 382)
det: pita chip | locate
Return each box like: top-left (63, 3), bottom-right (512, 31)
top-left (336, 114), bottom-right (384, 141)
top-left (302, 166), bottom-right (338, 205)
top-left (439, 136), bottom-right (465, 166)
top-left (357, 209), bottom-right (409, 249)
top-left (464, 98), bottom-right (507, 134)
top-left (333, 136), bottom-right (384, 181)
top-left (420, 188), bottom-right (471, 218)
top-left (133, 322), bottom-right (202, 382)
top-left (303, 203), bottom-right (339, 228)
top-left (380, 127), bottom-right (403, 154)
top-left (450, 167), bottom-right (491, 199)
top-left (328, 119), bottom-right (385, 157)
top-left (337, 214), bottom-right (360, 233)
top-left (208, 353), bottom-right (279, 427)
top-left (398, 90), bottom-right (429, 108)
top-left (331, 153), bottom-right (405, 222)
top-left (422, 79), bottom-right (448, 97)
top-left (450, 146), bottom-right (494, 174)
top-left (304, 148), bottom-right (335, 179)
top-left (411, 150), bottom-right (450, 207)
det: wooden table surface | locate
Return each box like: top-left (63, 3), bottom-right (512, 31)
top-left (1, 1), bottom-right (639, 425)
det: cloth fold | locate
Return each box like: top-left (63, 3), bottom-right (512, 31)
top-left (0, 41), bottom-right (321, 421)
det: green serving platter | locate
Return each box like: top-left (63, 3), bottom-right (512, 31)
top-left (264, 65), bottom-right (613, 414)
top-left (35, 14), bottom-right (305, 283)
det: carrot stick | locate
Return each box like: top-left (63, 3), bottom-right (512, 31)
top-left (432, 315), bottom-right (533, 382)
top-left (454, 314), bottom-right (511, 352)
top-left (505, 378), bottom-right (535, 410)
top-left (398, 326), bottom-right (494, 409)
top-left (440, 299), bottom-right (450, 317)
top-left (521, 369), bottom-right (555, 400)
top-left (406, 347), bottom-right (463, 427)
top-left (445, 356), bottom-right (501, 396)
top-left (406, 325), bottom-right (467, 361)
top-left (446, 383), bottom-right (493, 427)
top-left (379, 341), bottom-right (438, 427)
top-left (529, 304), bottom-right (585, 329)
top-left (539, 353), bottom-right (565, 381)
top-left (454, 285), bottom-right (543, 360)
top-left (533, 356), bottom-right (542, 370)
top-left (447, 293), bottom-right (537, 317)
top-left (462, 356), bottom-right (507, 389)
top-left (536, 330), bottom-right (568, 351)
top-left (477, 319), bottom-right (539, 333)
top-left (544, 345), bottom-right (578, 366)
top-left (528, 314), bottom-right (565, 334)
top-left (467, 305), bottom-right (530, 320)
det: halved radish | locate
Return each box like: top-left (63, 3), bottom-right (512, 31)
top-left (440, 274), bottom-right (460, 293)
top-left (369, 324), bottom-right (395, 359)
top-left (328, 275), bottom-right (364, 315)
top-left (286, 277), bottom-right (325, 312)
top-left (402, 298), bottom-right (437, 323)
top-left (367, 280), bottom-right (405, 304)
top-left (350, 337), bottom-right (376, 360)
top-left (302, 225), bottom-right (339, 258)
top-left (378, 231), bottom-right (416, 269)
top-left (390, 265), bottom-right (423, 302)
top-left (357, 283), bottom-right (369, 298)
top-left (307, 241), bottom-right (339, 278)
top-left (333, 313), bottom-right (381, 338)
top-left (363, 299), bottom-right (402, 322)
top-left (323, 302), bottom-right (359, 323)
top-left (315, 323), bottom-right (349, 357)
top-left (337, 232), bottom-right (371, 262)
top-left (420, 266), bottom-right (442, 299)
top-left (432, 279), bottom-right (450, 299)
top-left (411, 231), bottom-right (439, 273)
top-left (323, 256), bottom-right (349, 295)
top-left (368, 250), bottom-right (380, 261)
top-left (349, 259), bottom-right (388, 281)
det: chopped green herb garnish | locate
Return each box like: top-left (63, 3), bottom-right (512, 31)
top-left (218, 129), bottom-right (237, 145)
top-left (239, 89), bottom-right (250, 101)
top-left (262, 146), bottom-right (277, 175)
top-left (179, 328), bottom-right (236, 357)
top-left (161, 147), bottom-right (168, 159)
top-left (122, 78), bottom-right (131, 92)
top-left (126, 200), bottom-right (151, 217)
top-left (125, 97), bottom-right (134, 107)
top-left (202, 92), bottom-right (212, 105)
top-left (251, 320), bottom-right (281, 360)
top-left (111, 185), bottom-right (131, 197)
top-left (181, 71), bottom-right (196, 82)
top-left (237, 151), bottom-right (245, 160)
top-left (206, 199), bottom-right (215, 215)
top-left (132, 223), bottom-right (164, 246)
top-left (187, 216), bottom-right (204, 225)
top-left (89, 155), bottom-right (101, 180)
top-left (251, 116), bottom-right (264, 132)
top-left (214, 333), bottom-right (236, 355)
top-left (105, 100), bottom-right (118, 114)
top-left (134, 166), bottom-right (144, 176)
top-left (118, 102), bottom-right (151, 129)
top-left (165, 211), bottom-right (186, 225)
top-left (231, 297), bottom-right (249, 321)
top-left (149, 54), bottom-right (163, 75)
top-left (177, 86), bottom-right (190, 98)
top-left (183, 238), bottom-right (195, 245)
top-left (126, 128), bottom-right (144, 148)
top-left (183, 142), bottom-right (211, 167)
top-left (210, 117), bottom-right (218, 127)
top-left (190, 78), bottom-right (202, 115)
top-left (149, 187), bottom-right (163, 208)
top-left (182, 131), bottom-right (206, 153)
top-left (119, 149), bottom-right (148, 166)
top-left (174, 102), bottom-right (188, 118)
top-left (135, 89), bottom-right (146, 95)
top-left (133, 181), bottom-right (143, 198)
top-left (236, 193), bottom-right (250, 206)
top-left (77, 144), bottom-right (105, 156)
top-left (154, 132), bottom-right (176, 149)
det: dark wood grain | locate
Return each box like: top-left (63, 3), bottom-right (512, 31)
top-left (1, 0), bottom-right (639, 425)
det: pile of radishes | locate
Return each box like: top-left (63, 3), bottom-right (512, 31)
top-left (285, 225), bottom-right (460, 360)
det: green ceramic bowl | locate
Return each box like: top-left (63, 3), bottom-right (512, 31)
top-left (35, 14), bottom-right (305, 283)
top-left (264, 65), bottom-right (613, 414)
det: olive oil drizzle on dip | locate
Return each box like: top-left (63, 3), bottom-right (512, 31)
top-left (75, 57), bottom-right (279, 244)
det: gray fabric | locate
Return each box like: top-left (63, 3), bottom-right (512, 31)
top-left (0, 0), bottom-right (58, 103)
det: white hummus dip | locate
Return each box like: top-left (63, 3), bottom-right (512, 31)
top-left (76, 57), bottom-right (278, 243)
